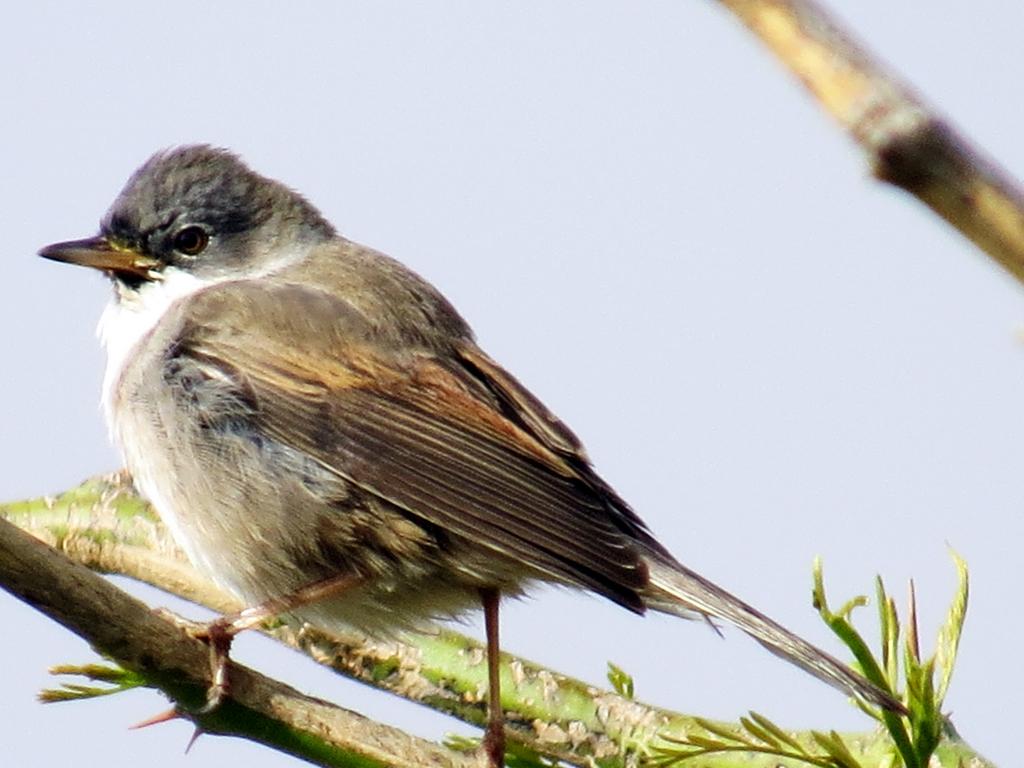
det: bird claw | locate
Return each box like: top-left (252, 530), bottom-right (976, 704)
top-left (152, 607), bottom-right (237, 713)
top-left (151, 574), bottom-right (364, 715)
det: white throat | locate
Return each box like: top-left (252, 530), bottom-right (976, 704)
top-left (97, 246), bottom-right (310, 433)
top-left (97, 268), bottom-right (209, 428)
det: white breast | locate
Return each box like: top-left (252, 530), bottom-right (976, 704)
top-left (95, 254), bottom-right (306, 582)
top-left (96, 268), bottom-right (224, 574)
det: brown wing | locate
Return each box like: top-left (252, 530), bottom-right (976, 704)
top-left (171, 281), bottom-right (653, 611)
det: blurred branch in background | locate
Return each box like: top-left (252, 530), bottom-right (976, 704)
top-left (715, 0), bottom-right (1024, 285)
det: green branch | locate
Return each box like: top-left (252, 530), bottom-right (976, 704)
top-left (0, 474), bottom-right (995, 768)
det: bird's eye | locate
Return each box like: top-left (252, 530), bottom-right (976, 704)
top-left (172, 226), bottom-right (209, 256)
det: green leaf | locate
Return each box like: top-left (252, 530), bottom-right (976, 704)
top-left (606, 661), bottom-right (635, 700)
top-left (693, 717), bottom-right (748, 744)
top-left (40, 663), bottom-right (144, 703)
top-left (739, 715), bottom-right (780, 747)
top-left (810, 730), bottom-right (865, 768)
top-left (935, 550), bottom-right (969, 705)
top-left (746, 711), bottom-right (807, 753)
top-left (813, 559), bottom-right (898, 705)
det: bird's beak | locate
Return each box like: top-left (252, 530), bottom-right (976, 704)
top-left (38, 236), bottom-right (161, 280)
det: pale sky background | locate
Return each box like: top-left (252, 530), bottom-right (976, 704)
top-left (2, 3), bottom-right (1020, 766)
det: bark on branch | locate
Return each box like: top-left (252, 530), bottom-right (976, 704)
top-left (0, 498), bottom-right (471, 767)
top-left (0, 474), bottom-right (991, 767)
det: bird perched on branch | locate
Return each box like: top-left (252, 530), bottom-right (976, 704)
top-left (40, 145), bottom-right (900, 767)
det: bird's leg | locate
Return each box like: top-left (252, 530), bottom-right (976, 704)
top-left (480, 587), bottom-right (505, 768)
top-left (186, 572), bottom-right (365, 712)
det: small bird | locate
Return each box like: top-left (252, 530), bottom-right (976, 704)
top-left (40, 146), bottom-right (898, 766)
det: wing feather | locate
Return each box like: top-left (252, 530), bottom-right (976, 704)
top-left (174, 281), bottom-right (651, 610)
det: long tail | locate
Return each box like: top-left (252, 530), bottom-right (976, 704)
top-left (643, 556), bottom-right (903, 712)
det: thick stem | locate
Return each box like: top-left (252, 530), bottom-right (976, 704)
top-left (0, 474), bottom-right (995, 768)
top-left (0, 509), bottom-right (472, 768)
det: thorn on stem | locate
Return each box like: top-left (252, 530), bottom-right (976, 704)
top-left (129, 707), bottom-right (182, 730)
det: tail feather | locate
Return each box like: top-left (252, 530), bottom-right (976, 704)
top-left (644, 557), bottom-right (903, 713)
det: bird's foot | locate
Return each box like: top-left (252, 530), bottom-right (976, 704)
top-left (154, 608), bottom-right (240, 712)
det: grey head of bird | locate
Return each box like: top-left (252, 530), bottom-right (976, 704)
top-left (41, 145), bottom-right (337, 287)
